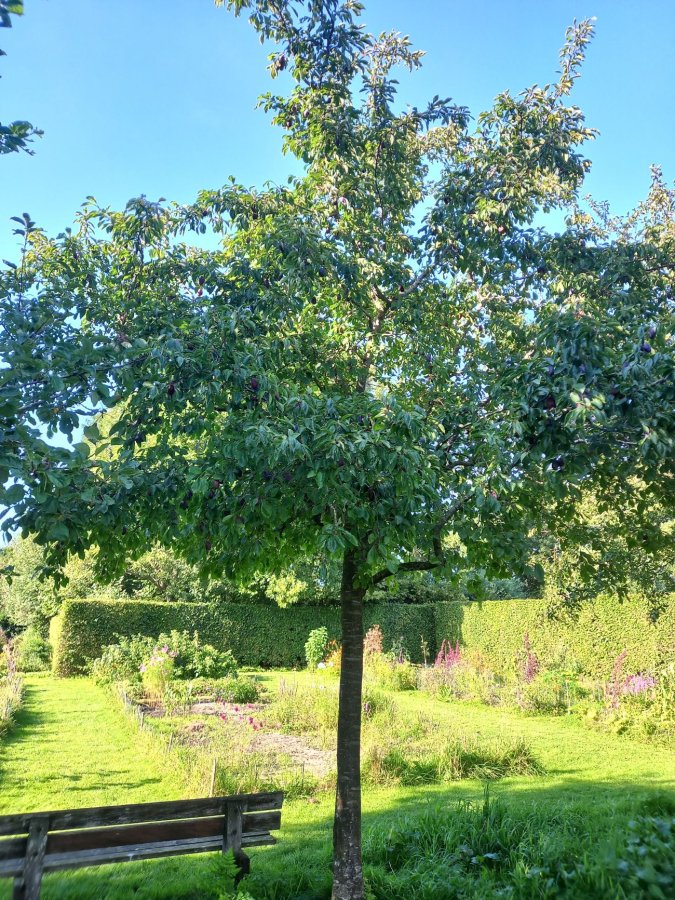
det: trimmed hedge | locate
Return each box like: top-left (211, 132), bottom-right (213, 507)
top-left (433, 593), bottom-right (675, 679)
top-left (50, 599), bottom-right (436, 676)
top-left (50, 593), bottom-right (674, 680)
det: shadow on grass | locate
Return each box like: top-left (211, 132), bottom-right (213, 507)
top-left (6, 775), bottom-right (669, 900)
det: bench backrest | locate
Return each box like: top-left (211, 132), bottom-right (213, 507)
top-left (0, 791), bottom-right (283, 890)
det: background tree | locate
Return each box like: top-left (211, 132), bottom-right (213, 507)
top-left (1, 1), bottom-right (674, 896)
top-left (535, 488), bottom-right (675, 615)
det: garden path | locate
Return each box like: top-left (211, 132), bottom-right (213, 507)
top-left (0, 674), bottom-right (185, 814)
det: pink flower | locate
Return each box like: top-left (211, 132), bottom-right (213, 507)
top-left (248, 716), bottom-right (254, 724)
top-left (161, 645), bottom-right (169, 654)
top-left (219, 713), bottom-right (227, 721)
top-left (140, 664), bottom-right (147, 673)
top-left (234, 706), bottom-right (239, 712)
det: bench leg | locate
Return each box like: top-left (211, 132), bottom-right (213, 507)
top-left (233, 850), bottom-right (250, 886)
top-left (15, 817), bottom-right (48, 900)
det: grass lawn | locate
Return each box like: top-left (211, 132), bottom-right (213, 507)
top-left (0, 673), bottom-right (673, 898)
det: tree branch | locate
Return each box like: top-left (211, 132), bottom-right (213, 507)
top-left (371, 559), bottom-right (441, 585)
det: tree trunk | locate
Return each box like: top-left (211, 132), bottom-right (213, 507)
top-left (332, 550), bottom-right (366, 900)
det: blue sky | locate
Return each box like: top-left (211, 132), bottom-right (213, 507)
top-left (1, 0), bottom-right (674, 258)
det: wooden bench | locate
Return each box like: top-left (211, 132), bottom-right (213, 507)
top-left (0, 790), bottom-right (283, 899)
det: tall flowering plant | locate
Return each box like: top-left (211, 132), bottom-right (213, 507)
top-left (140, 645), bottom-right (177, 701)
top-left (521, 633), bottom-right (540, 684)
top-left (435, 640), bottom-right (461, 669)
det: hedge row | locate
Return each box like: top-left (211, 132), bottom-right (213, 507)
top-left (434, 593), bottom-right (675, 679)
top-left (50, 593), bottom-right (674, 679)
top-left (50, 599), bottom-right (436, 676)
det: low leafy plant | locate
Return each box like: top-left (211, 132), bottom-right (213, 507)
top-left (610, 815), bottom-right (674, 898)
top-left (216, 675), bottom-right (260, 704)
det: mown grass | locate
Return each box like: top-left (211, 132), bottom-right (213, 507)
top-left (0, 673), bottom-right (673, 898)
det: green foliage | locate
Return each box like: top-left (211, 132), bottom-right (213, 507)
top-left (0, 535), bottom-right (62, 633)
top-left (214, 675), bottom-right (260, 704)
top-left (305, 626), bottom-right (329, 669)
top-left (91, 630), bottom-right (238, 688)
top-left (141, 646), bottom-right (175, 701)
top-left (51, 598), bottom-right (437, 675)
top-left (2, 5), bottom-right (673, 611)
top-left (421, 659), bottom-right (501, 706)
top-left (90, 634), bottom-right (154, 684)
top-left (13, 625), bottom-right (51, 672)
top-left (536, 491), bottom-right (675, 612)
top-left (613, 815), bottom-right (675, 897)
top-left (270, 678), bottom-right (339, 736)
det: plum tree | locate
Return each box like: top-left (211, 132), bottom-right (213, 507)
top-left (1, 2), bottom-right (674, 896)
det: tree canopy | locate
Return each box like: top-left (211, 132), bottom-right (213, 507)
top-left (0, 2), bottom-right (42, 156)
top-left (0, 2), bottom-right (673, 896)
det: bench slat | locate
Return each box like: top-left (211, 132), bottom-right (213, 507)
top-left (45, 832), bottom-right (276, 873)
top-left (0, 832), bottom-right (277, 879)
top-left (0, 838), bottom-right (26, 863)
top-left (45, 811), bottom-right (281, 856)
top-left (0, 792), bottom-right (283, 836)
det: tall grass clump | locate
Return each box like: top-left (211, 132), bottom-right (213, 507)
top-left (363, 735), bottom-right (542, 787)
top-left (362, 789), bottom-right (675, 899)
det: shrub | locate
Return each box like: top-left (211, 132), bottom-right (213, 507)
top-left (91, 635), bottom-right (155, 684)
top-left (305, 627), bottom-right (329, 670)
top-left (156, 630), bottom-right (237, 679)
top-left (14, 626), bottom-right (51, 672)
top-left (92, 631), bottom-right (237, 687)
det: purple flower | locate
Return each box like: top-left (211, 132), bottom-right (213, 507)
top-left (435, 639), bottom-right (461, 669)
top-left (622, 674), bottom-right (656, 696)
